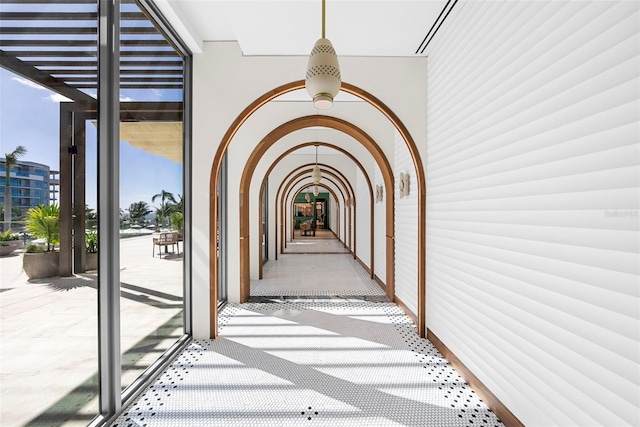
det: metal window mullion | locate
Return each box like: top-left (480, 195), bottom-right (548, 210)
top-left (97, 0), bottom-right (121, 417)
top-left (182, 54), bottom-right (192, 334)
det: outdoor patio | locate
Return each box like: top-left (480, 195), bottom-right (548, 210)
top-left (0, 233), bottom-right (184, 427)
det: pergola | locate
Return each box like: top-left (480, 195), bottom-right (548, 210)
top-left (0, 0), bottom-right (184, 274)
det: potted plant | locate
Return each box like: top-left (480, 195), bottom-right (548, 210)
top-left (22, 204), bottom-right (60, 279)
top-left (85, 229), bottom-right (98, 271)
top-left (0, 229), bottom-right (22, 256)
top-left (170, 212), bottom-right (184, 233)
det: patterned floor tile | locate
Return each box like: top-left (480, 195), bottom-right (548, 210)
top-left (113, 302), bottom-right (503, 427)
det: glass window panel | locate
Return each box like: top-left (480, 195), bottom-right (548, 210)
top-left (0, 1), bottom-right (99, 425)
top-left (118, 1), bottom-right (185, 391)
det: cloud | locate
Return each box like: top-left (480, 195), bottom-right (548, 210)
top-left (48, 93), bottom-right (73, 103)
top-left (12, 78), bottom-right (131, 103)
top-left (12, 77), bottom-right (47, 91)
top-left (12, 77), bottom-right (76, 103)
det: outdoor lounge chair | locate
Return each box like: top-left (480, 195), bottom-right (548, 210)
top-left (152, 231), bottom-right (180, 258)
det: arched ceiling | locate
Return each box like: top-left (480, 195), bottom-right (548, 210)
top-left (227, 92), bottom-right (394, 193)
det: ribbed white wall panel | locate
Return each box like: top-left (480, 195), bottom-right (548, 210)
top-left (355, 169), bottom-right (371, 268)
top-left (394, 129), bottom-right (419, 315)
top-left (374, 165), bottom-right (386, 282)
top-left (426, 1), bottom-right (639, 425)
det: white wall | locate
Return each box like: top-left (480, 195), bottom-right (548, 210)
top-left (425, 1), bottom-right (639, 425)
top-left (373, 165), bottom-right (387, 283)
top-left (355, 168), bottom-right (371, 268)
top-left (192, 42), bottom-right (427, 338)
top-left (266, 151), bottom-right (357, 254)
top-left (284, 179), bottom-right (345, 243)
top-left (394, 129), bottom-right (419, 315)
top-left (265, 153), bottom-right (343, 259)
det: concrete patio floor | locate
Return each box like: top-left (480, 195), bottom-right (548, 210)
top-left (0, 234), bottom-right (184, 427)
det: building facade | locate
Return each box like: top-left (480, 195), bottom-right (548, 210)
top-left (0, 159), bottom-right (58, 221)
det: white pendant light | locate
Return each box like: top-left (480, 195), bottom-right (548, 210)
top-left (313, 185), bottom-right (319, 197)
top-left (305, 0), bottom-right (341, 109)
top-left (311, 145), bottom-right (321, 184)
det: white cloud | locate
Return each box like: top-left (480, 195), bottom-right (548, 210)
top-left (12, 77), bottom-right (47, 91)
top-left (12, 77), bottom-right (76, 103)
top-left (47, 93), bottom-right (73, 103)
top-left (12, 78), bottom-right (131, 103)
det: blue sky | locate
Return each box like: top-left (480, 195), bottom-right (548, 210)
top-left (0, 67), bottom-right (183, 213)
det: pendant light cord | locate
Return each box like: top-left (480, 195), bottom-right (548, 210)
top-left (322, 0), bottom-right (326, 38)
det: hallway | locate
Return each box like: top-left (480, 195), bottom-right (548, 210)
top-left (113, 236), bottom-right (504, 426)
top-left (253, 232), bottom-right (381, 297)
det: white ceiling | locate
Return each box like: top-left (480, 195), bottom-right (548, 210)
top-left (161, 0), bottom-right (450, 56)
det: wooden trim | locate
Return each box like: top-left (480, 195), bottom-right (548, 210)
top-left (374, 274), bottom-right (386, 291)
top-left (210, 80), bottom-right (426, 339)
top-left (278, 162), bottom-right (354, 256)
top-left (264, 141), bottom-right (371, 262)
top-left (276, 170), bottom-right (348, 251)
top-left (394, 295), bottom-right (418, 325)
top-left (355, 256), bottom-right (371, 275)
top-left (238, 115), bottom-right (394, 306)
top-left (210, 81), bottom-right (301, 338)
top-left (427, 330), bottom-right (525, 427)
top-left (258, 183), bottom-right (265, 280)
top-left (342, 82), bottom-right (426, 338)
top-left (285, 177), bottom-right (344, 245)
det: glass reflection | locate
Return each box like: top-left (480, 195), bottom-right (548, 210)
top-left (0, 1), bottom-right (100, 425)
top-left (118, 1), bottom-right (185, 391)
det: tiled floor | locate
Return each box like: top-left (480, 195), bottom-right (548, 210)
top-left (284, 230), bottom-right (350, 254)
top-left (252, 254), bottom-right (384, 296)
top-left (113, 236), bottom-right (503, 427)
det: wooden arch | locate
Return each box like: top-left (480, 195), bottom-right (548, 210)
top-left (281, 169), bottom-right (352, 251)
top-left (259, 140), bottom-right (374, 261)
top-left (260, 167), bottom-right (352, 279)
top-left (238, 116), bottom-right (394, 312)
top-left (273, 162), bottom-right (357, 253)
top-left (210, 81), bottom-right (426, 338)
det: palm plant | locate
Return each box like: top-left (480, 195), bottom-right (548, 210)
top-left (85, 205), bottom-right (97, 220)
top-left (85, 204), bottom-right (98, 229)
top-left (173, 194), bottom-right (184, 213)
top-left (152, 190), bottom-right (176, 227)
top-left (3, 145), bottom-right (27, 231)
top-left (127, 201), bottom-right (152, 225)
top-left (169, 211), bottom-right (184, 231)
top-left (85, 229), bottom-right (98, 253)
top-left (25, 204), bottom-right (60, 252)
top-left (0, 228), bottom-right (20, 242)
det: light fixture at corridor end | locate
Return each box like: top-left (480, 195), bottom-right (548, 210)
top-left (312, 145), bottom-right (321, 184)
top-left (305, 0), bottom-right (341, 109)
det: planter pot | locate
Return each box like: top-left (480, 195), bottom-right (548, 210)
top-left (2, 240), bottom-right (24, 249)
top-left (23, 251), bottom-right (60, 280)
top-left (0, 245), bottom-right (17, 257)
top-left (86, 252), bottom-right (98, 271)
